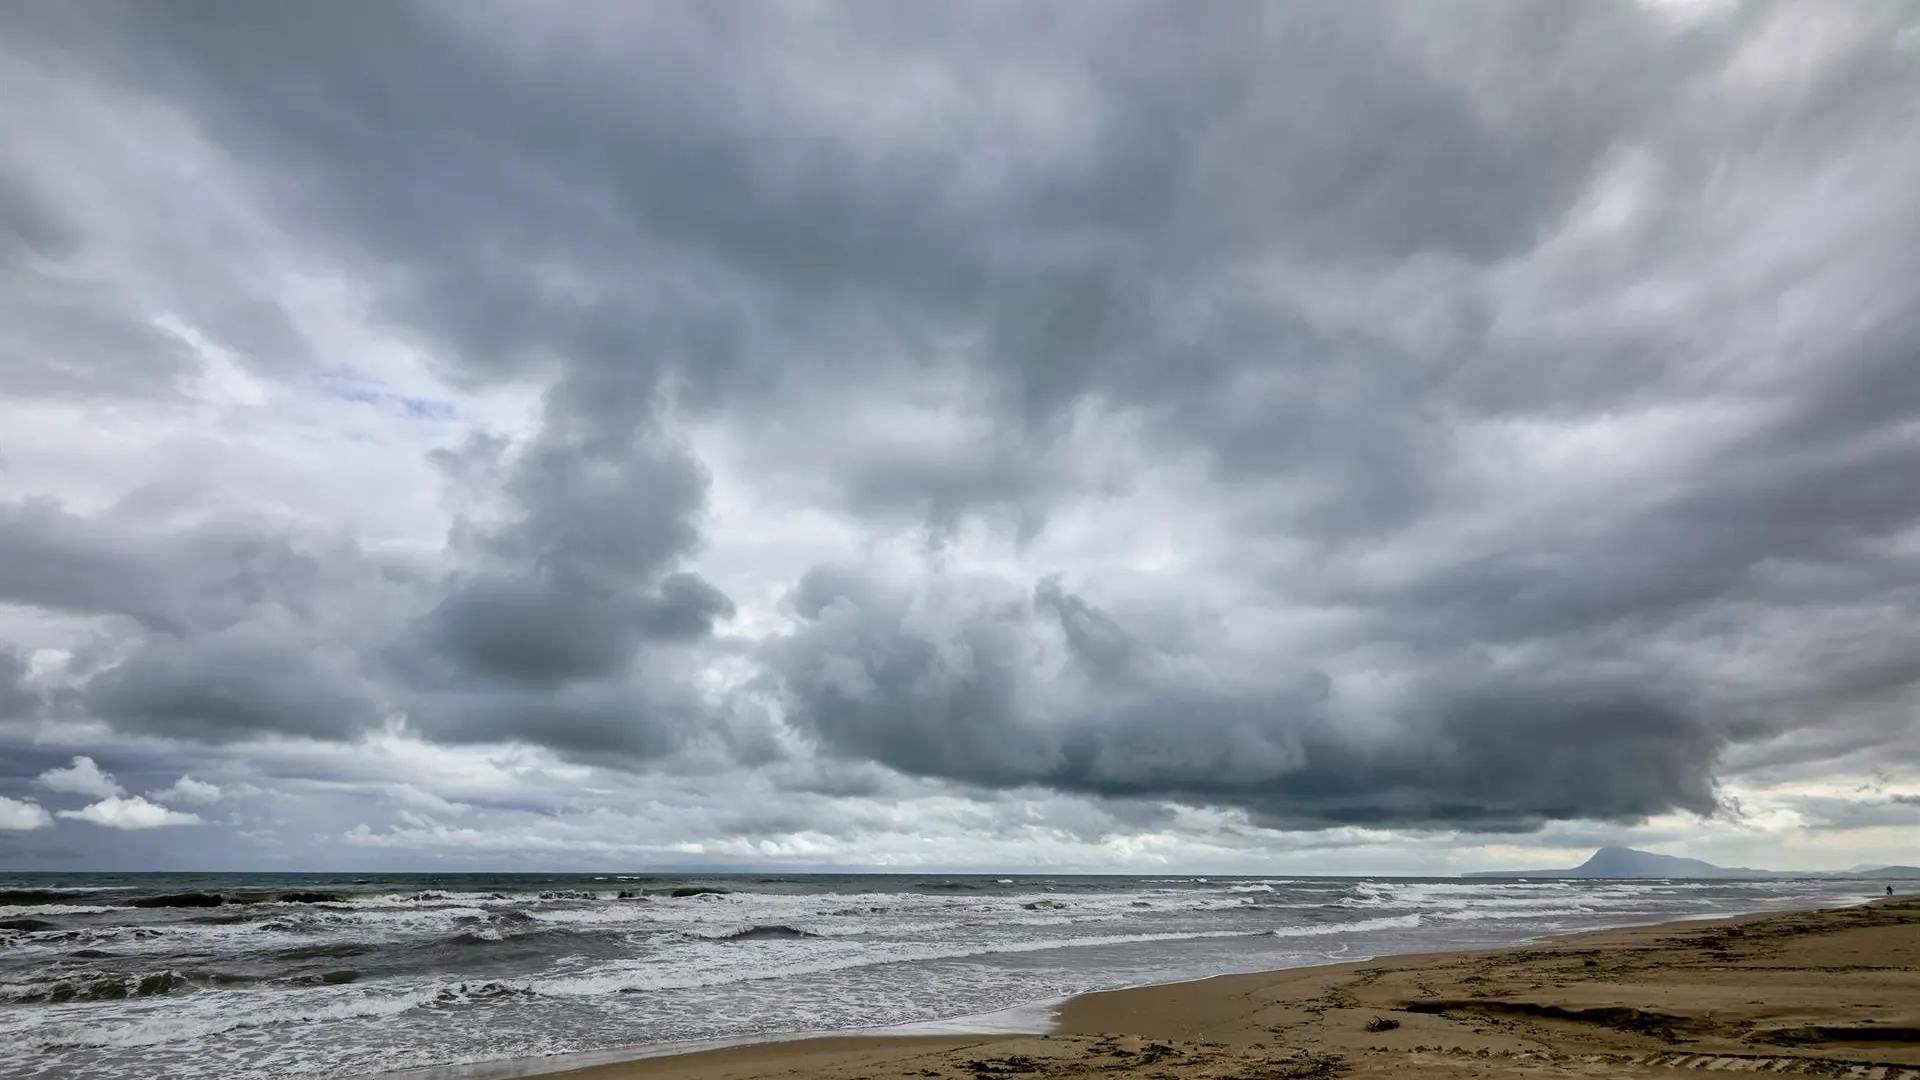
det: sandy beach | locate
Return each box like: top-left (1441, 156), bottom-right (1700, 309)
top-left (541, 895), bottom-right (1920, 1080)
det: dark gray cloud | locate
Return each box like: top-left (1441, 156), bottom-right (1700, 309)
top-left (0, 499), bottom-right (327, 635)
top-left (772, 570), bottom-right (1722, 829)
top-left (417, 426), bottom-right (713, 688)
top-left (0, 648), bottom-right (36, 723)
top-left (391, 357), bottom-right (737, 758)
top-left (83, 626), bottom-right (383, 743)
top-left (0, 0), bottom-right (1916, 858)
top-left (0, 497), bottom-right (403, 743)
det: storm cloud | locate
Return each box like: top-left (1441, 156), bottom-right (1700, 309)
top-left (1, 0), bottom-right (1917, 868)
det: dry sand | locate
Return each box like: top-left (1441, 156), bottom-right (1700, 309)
top-left (536, 895), bottom-right (1920, 1080)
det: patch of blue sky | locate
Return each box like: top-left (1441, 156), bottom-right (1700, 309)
top-left (319, 371), bottom-right (456, 421)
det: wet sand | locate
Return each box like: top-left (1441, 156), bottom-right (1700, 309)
top-left (532, 895), bottom-right (1920, 1080)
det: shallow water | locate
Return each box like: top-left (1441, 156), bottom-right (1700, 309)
top-left (0, 872), bottom-right (1877, 1079)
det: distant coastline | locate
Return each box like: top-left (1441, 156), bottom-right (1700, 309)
top-left (1464, 845), bottom-right (1920, 880)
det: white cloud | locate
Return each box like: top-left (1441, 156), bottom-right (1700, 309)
top-left (150, 775), bottom-right (222, 804)
top-left (383, 783), bottom-right (471, 816)
top-left (57, 795), bottom-right (202, 829)
top-left (35, 756), bottom-right (126, 799)
top-left (0, 795), bottom-right (52, 831)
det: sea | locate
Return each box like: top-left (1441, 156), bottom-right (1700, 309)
top-left (0, 871), bottom-right (1882, 1080)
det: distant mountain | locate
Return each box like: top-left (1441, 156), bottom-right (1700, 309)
top-left (1464, 846), bottom-right (1920, 880)
top-left (1855, 865), bottom-right (1920, 879)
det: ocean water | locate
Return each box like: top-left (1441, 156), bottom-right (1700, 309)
top-left (0, 871), bottom-right (1878, 1080)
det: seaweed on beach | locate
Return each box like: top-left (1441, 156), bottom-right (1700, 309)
top-left (1403, 1000), bottom-right (1692, 1042)
top-left (1232, 1051), bottom-right (1348, 1080)
top-left (965, 1055), bottom-right (1041, 1074)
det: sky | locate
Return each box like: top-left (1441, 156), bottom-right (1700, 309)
top-left (1, 0), bottom-right (1918, 874)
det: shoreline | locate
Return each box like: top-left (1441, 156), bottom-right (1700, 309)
top-left (378, 999), bottom-right (1070, 1080)
top-left (421, 892), bottom-right (1914, 1080)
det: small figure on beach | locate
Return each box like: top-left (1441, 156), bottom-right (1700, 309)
top-left (1890, 885), bottom-right (1896, 896)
